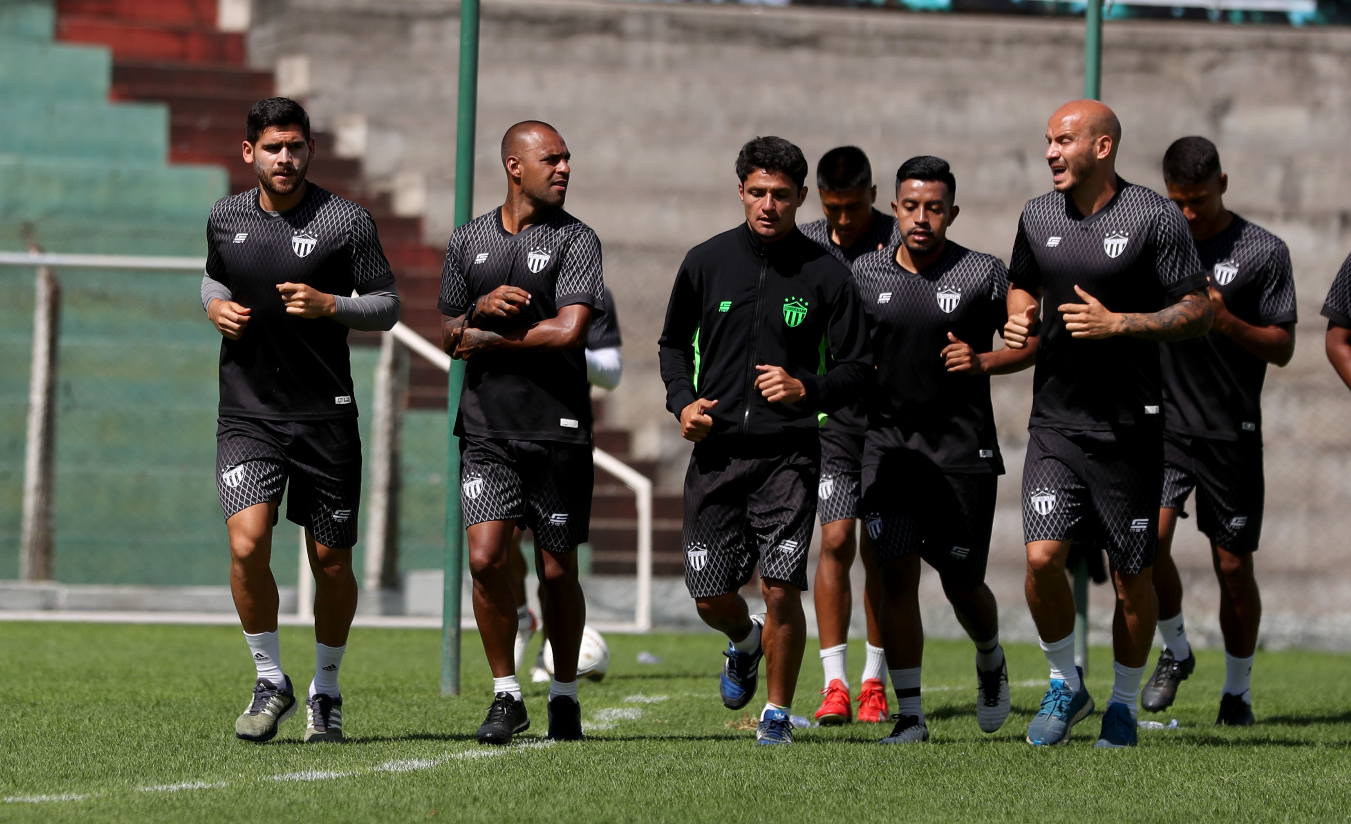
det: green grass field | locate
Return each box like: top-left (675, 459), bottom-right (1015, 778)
top-left (1, 622), bottom-right (1348, 823)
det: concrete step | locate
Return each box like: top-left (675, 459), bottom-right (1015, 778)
top-left (0, 1), bottom-right (55, 40)
top-left (0, 40), bottom-right (111, 101)
top-left (58, 15), bottom-right (244, 64)
top-left (0, 99), bottom-right (168, 163)
top-left (0, 156), bottom-right (226, 221)
top-left (112, 60), bottom-right (274, 97)
top-left (0, 214), bottom-right (213, 256)
top-left (58, 0), bottom-right (218, 27)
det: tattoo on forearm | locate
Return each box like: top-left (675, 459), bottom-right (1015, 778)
top-left (1116, 289), bottom-right (1213, 342)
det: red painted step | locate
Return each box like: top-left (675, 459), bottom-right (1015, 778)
top-left (58, 0), bottom-right (218, 26)
top-left (113, 62), bottom-right (274, 97)
top-left (59, 17), bottom-right (245, 64)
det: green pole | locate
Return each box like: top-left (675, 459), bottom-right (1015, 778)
top-left (442, 0), bottom-right (480, 698)
top-left (1073, 0), bottom-right (1104, 675)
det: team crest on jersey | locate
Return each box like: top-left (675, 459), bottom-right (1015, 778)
top-left (526, 248), bottom-right (552, 274)
top-left (291, 230), bottom-right (318, 258)
top-left (936, 287), bottom-right (961, 314)
top-left (1213, 259), bottom-right (1239, 286)
top-left (865, 514), bottom-right (883, 540)
top-left (819, 476), bottom-right (834, 500)
top-left (686, 542), bottom-right (709, 572)
top-left (462, 475), bottom-right (484, 500)
top-left (221, 465), bottom-right (245, 489)
top-left (1103, 232), bottom-right (1129, 259)
top-left (783, 296), bottom-right (808, 328)
top-left (1029, 488), bottom-right (1057, 516)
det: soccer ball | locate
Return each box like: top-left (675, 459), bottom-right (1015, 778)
top-left (541, 625), bottom-right (610, 682)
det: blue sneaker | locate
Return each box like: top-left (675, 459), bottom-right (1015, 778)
top-left (720, 618), bottom-right (764, 710)
top-left (755, 707), bottom-right (793, 745)
top-left (1026, 667), bottom-right (1095, 746)
top-left (1094, 702), bottom-right (1138, 748)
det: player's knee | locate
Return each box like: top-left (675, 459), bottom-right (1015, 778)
top-left (311, 545), bottom-right (354, 585)
top-left (1026, 542), bottom-right (1066, 576)
top-left (228, 530), bottom-right (269, 567)
top-left (467, 545), bottom-right (506, 578)
top-left (760, 579), bottom-right (801, 615)
top-left (1213, 550), bottom-right (1254, 588)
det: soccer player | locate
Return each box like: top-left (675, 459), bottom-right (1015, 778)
top-left (203, 97), bottom-right (400, 744)
top-left (439, 121), bottom-right (605, 744)
top-left (1324, 256), bottom-right (1351, 390)
top-left (1141, 137), bottom-right (1297, 726)
top-left (658, 136), bottom-right (872, 745)
top-left (798, 147), bottom-right (895, 724)
top-left (1004, 100), bottom-right (1212, 748)
top-left (856, 156), bottom-right (1037, 744)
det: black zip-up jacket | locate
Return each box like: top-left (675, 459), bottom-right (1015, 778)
top-left (658, 223), bottom-right (872, 439)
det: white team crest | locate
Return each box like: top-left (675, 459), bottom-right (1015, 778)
top-left (221, 465), bottom-right (245, 489)
top-left (1103, 232), bottom-right (1129, 259)
top-left (686, 542), bottom-right (709, 572)
top-left (936, 287), bottom-right (961, 314)
top-left (1030, 488), bottom-right (1057, 516)
top-left (819, 476), bottom-right (835, 500)
top-left (462, 475), bottom-right (484, 500)
top-left (1213, 259), bottom-right (1239, 286)
top-left (291, 231), bottom-right (318, 258)
top-left (526, 249), bottom-right (551, 274)
top-left (865, 514), bottom-right (883, 540)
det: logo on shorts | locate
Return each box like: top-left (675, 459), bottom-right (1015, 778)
top-left (1241, 421), bottom-right (1256, 432)
top-left (865, 514), bottom-right (883, 540)
top-left (1213, 259), bottom-right (1239, 286)
top-left (474, 252), bottom-right (490, 264)
top-left (979, 449), bottom-right (994, 458)
top-left (221, 465), bottom-right (246, 489)
top-left (1103, 232), bottom-right (1129, 259)
top-left (526, 248), bottom-right (551, 273)
top-left (783, 296), bottom-right (809, 328)
top-left (335, 396), bottom-right (352, 405)
top-left (1046, 236), bottom-right (1062, 248)
top-left (1144, 405), bottom-right (1160, 415)
top-left (291, 230), bottom-right (318, 258)
top-left (333, 509), bottom-right (351, 523)
top-left (719, 300), bottom-right (732, 312)
top-left (878, 292), bottom-right (892, 304)
top-left (819, 476), bottom-right (835, 501)
top-left (951, 545), bottom-right (971, 560)
top-left (1029, 488), bottom-right (1057, 516)
top-left (233, 232), bottom-right (248, 244)
top-left (548, 513), bottom-right (568, 526)
top-left (1130, 518), bottom-right (1150, 532)
top-left (462, 475), bottom-right (484, 500)
top-left (686, 542), bottom-right (709, 572)
top-left (777, 539), bottom-right (800, 554)
top-left (1230, 516), bottom-right (1248, 529)
top-left (936, 287), bottom-right (961, 314)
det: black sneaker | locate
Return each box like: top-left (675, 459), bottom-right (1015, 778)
top-left (476, 692), bottom-right (529, 745)
top-left (1141, 649), bottom-right (1195, 712)
top-left (879, 714), bottom-right (929, 744)
top-left (546, 695), bottom-right (584, 741)
top-left (1216, 692), bottom-right (1255, 727)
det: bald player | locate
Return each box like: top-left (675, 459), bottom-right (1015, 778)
top-left (439, 121), bottom-right (606, 744)
top-left (1005, 101), bottom-right (1212, 748)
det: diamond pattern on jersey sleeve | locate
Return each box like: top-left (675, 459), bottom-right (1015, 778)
top-left (1149, 197), bottom-right (1206, 297)
top-left (438, 226), bottom-right (471, 317)
top-left (347, 207), bottom-right (395, 289)
top-left (1008, 214), bottom-right (1041, 292)
top-left (1322, 251), bottom-right (1351, 327)
top-left (555, 224), bottom-right (604, 309)
top-left (1254, 233), bottom-right (1297, 323)
top-left (205, 202), bottom-right (229, 285)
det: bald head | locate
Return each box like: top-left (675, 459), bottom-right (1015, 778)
top-left (500, 120), bottom-right (571, 210)
top-left (1045, 100), bottom-right (1121, 198)
top-left (1050, 100), bottom-right (1121, 154)
top-left (501, 120), bottom-right (561, 168)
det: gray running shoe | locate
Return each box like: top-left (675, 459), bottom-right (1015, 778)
top-left (976, 659), bottom-right (1011, 733)
top-left (304, 693), bottom-right (345, 743)
top-left (235, 676), bottom-right (298, 742)
top-left (880, 714), bottom-right (930, 744)
top-left (1141, 649), bottom-right (1194, 712)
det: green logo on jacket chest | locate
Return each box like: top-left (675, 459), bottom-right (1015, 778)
top-left (783, 296), bottom-right (809, 328)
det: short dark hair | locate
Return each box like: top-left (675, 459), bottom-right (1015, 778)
top-left (1162, 136), bottom-right (1222, 187)
top-left (895, 155), bottom-right (956, 200)
top-left (246, 97), bottom-right (310, 144)
top-left (816, 146), bottom-right (872, 192)
top-left (735, 136), bottom-right (808, 189)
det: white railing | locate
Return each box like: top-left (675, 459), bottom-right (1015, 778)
top-left (1, 251), bottom-right (653, 632)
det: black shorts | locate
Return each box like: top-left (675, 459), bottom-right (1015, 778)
top-left (682, 435), bottom-right (818, 598)
top-left (1161, 433), bottom-right (1264, 554)
top-left (1021, 426), bottom-right (1163, 575)
top-left (216, 416), bottom-right (362, 549)
top-left (818, 427), bottom-right (863, 526)
top-left (860, 446), bottom-right (996, 590)
top-left (459, 435), bottom-right (592, 552)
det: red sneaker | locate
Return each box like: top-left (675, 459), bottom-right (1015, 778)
top-left (857, 678), bottom-right (889, 723)
top-left (815, 679), bottom-right (852, 725)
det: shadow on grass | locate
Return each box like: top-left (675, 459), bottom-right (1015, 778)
top-left (263, 733), bottom-right (482, 746)
top-left (1176, 734), bottom-right (1351, 748)
top-left (1259, 711), bottom-right (1351, 727)
top-left (596, 672), bottom-right (712, 681)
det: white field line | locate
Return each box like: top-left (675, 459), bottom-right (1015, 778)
top-left (4, 794), bottom-right (93, 803)
top-left (623, 694), bottom-right (669, 704)
top-left (140, 781), bottom-right (228, 793)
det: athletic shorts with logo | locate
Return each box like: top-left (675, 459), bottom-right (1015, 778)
top-left (818, 427), bottom-right (863, 526)
top-left (1022, 426), bottom-right (1163, 575)
top-left (1162, 433), bottom-right (1264, 554)
top-left (216, 416), bottom-right (362, 549)
top-left (860, 447), bottom-right (996, 590)
top-left (459, 435), bottom-right (592, 552)
top-left (682, 435), bottom-right (818, 598)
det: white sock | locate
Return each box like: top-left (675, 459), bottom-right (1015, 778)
top-left (862, 643), bottom-right (888, 685)
top-left (549, 679), bottom-right (578, 702)
top-left (975, 633), bottom-right (1005, 671)
top-left (1158, 612), bottom-right (1191, 660)
top-left (1224, 653), bottom-right (1254, 703)
top-left (309, 642), bottom-right (345, 699)
top-left (889, 667), bottom-right (923, 721)
top-left (516, 604), bottom-right (532, 632)
top-left (760, 701), bottom-right (789, 720)
top-left (819, 643), bottom-right (848, 689)
top-left (492, 675), bottom-right (522, 701)
top-left (1108, 660), bottom-right (1145, 718)
top-left (731, 615), bottom-right (763, 653)
top-left (1039, 633), bottom-right (1081, 693)
top-left (244, 630), bottom-right (285, 687)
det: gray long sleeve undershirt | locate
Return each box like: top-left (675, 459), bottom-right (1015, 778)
top-left (201, 273), bottom-right (401, 332)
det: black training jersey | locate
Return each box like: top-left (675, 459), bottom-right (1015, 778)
top-left (1009, 180), bottom-right (1207, 431)
top-left (1320, 250), bottom-right (1351, 329)
top-left (1161, 216), bottom-right (1296, 440)
top-left (587, 285), bottom-right (622, 350)
top-left (205, 184), bottom-right (395, 420)
top-left (855, 241), bottom-right (1008, 474)
top-left (439, 207), bottom-right (605, 445)
top-left (801, 210), bottom-right (896, 436)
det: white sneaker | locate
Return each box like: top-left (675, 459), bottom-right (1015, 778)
top-left (530, 649), bottom-right (551, 683)
top-left (513, 608), bottom-right (538, 671)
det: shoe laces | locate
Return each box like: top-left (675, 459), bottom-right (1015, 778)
top-left (249, 680), bottom-right (279, 714)
top-left (978, 667), bottom-right (1004, 707)
top-left (857, 684), bottom-right (887, 716)
top-left (759, 713), bottom-right (791, 740)
top-left (484, 692), bottom-right (516, 724)
top-left (820, 681), bottom-right (849, 700)
top-left (887, 713), bottom-right (920, 736)
top-left (308, 694), bottom-right (333, 730)
top-left (1038, 685), bottom-right (1073, 719)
